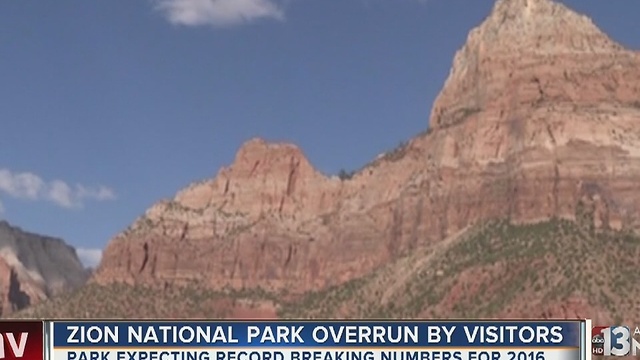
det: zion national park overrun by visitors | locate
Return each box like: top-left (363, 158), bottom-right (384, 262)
top-left (2, 0), bottom-right (640, 323)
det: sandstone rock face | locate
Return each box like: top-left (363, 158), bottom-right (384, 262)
top-left (423, 0), bottom-right (640, 229)
top-left (93, 0), bottom-right (640, 294)
top-left (0, 221), bottom-right (90, 315)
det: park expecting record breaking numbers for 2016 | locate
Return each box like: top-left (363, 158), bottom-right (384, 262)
top-left (64, 349), bottom-right (551, 360)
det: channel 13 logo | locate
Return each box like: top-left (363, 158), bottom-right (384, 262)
top-left (592, 326), bottom-right (638, 356)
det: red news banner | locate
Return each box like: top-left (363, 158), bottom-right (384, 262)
top-left (0, 321), bottom-right (43, 360)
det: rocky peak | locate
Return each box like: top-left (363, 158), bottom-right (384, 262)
top-left (479, 0), bottom-right (617, 52)
top-left (0, 221), bottom-right (89, 315)
top-left (139, 137), bottom-right (337, 230)
top-left (429, 0), bottom-right (632, 129)
top-left (223, 137), bottom-right (317, 179)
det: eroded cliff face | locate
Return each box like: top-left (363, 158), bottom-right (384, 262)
top-left (422, 0), bottom-right (640, 228)
top-left (93, 0), bottom-right (640, 294)
top-left (0, 221), bottom-right (89, 315)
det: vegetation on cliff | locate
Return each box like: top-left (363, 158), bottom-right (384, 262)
top-left (12, 217), bottom-right (640, 322)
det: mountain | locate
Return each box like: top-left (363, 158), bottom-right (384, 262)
top-left (13, 0), bottom-right (640, 320)
top-left (0, 220), bottom-right (89, 315)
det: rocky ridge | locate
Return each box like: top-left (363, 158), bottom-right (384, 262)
top-left (0, 221), bottom-right (89, 315)
top-left (89, 0), bottom-right (640, 317)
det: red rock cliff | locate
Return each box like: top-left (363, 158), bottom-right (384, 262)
top-left (93, 0), bottom-right (640, 293)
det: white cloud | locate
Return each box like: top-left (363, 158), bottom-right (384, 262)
top-left (154, 0), bottom-right (285, 27)
top-left (48, 180), bottom-right (75, 208)
top-left (0, 170), bottom-right (44, 200)
top-left (76, 248), bottom-right (103, 268)
top-left (0, 168), bottom-right (116, 210)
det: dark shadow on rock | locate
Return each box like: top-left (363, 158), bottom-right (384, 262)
top-left (8, 269), bottom-right (31, 311)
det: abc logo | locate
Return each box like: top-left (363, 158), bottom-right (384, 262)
top-left (592, 335), bottom-right (605, 344)
top-left (592, 334), bottom-right (605, 356)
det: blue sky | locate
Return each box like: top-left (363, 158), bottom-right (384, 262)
top-left (0, 0), bottom-right (638, 268)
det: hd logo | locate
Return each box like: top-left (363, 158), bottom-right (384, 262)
top-left (592, 326), bottom-right (640, 356)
